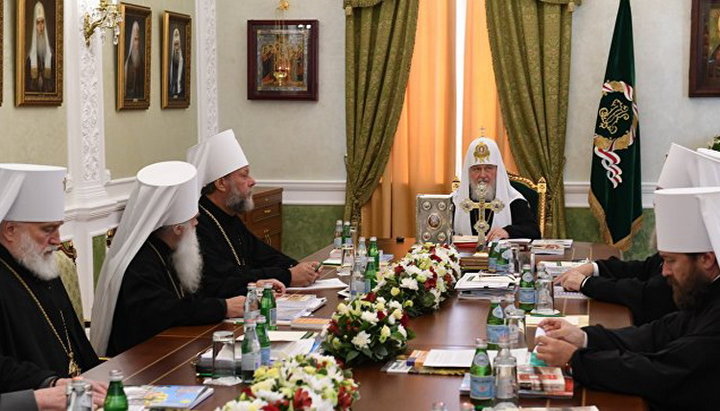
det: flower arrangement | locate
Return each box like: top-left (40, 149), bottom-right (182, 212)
top-left (321, 293), bottom-right (413, 365)
top-left (372, 261), bottom-right (444, 317)
top-left (406, 242), bottom-right (462, 286)
top-left (219, 354), bottom-right (359, 411)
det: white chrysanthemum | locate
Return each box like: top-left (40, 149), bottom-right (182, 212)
top-left (351, 331), bottom-right (371, 349)
top-left (388, 300), bottom-right (402, 310)
top-left (360, 311), bottom-right (379, 325)
top-left (398, 324), bottom-right (407, 338)
top-left (404, 265), bottom-right (423, 276)
top-left (221, 398), bottom-right (269, 411)
top-left (336, 303), bottom-right (349, 315)
top-left (400, 278), bottom-right (419, 290)
top-left (308, 390), bottom-right (335, 411)
top-left (254, 389), bottom-right (285, 403)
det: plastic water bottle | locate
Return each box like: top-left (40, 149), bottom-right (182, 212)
top-left (241, 319), bottom-right (261, 383)
top-left (244, 283), bottom-right (260, 321)
top-left (357, 237), bottom-right (368, 271)
top-left (493, 343), bottom-right (518, 409)
top-left (333, 220), bottom-right (343, 249)
top-left (470, 338), bottom-right (494, 409)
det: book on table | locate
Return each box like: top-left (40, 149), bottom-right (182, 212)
top-left (458, 365), bottom-right (573, 399)
top-left (124, 385), bottom-right (213, 409)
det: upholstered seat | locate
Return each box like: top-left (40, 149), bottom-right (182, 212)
top-left (57, 241), bottom-right (84, 324)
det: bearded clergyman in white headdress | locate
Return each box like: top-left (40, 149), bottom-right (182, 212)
top-left (169, 28), bottom-right (184, 98)
top-left (90, 162), bottom-right (249, 357)
top-left (124, 21), bottom-right (144, 99)
top-left (26, 1), bottom-right (54, 92)
top-left (0, 164), bottom-right (99, 377)
top-left (453, 137), bottom-right (540, 241)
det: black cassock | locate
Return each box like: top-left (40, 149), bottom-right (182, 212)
top-left (0, 355), bottom-right (55, 393)
top-left (0, 245), bottom-right (99, 377)
top-left (581, 253), bottom-right (676, 325)
top-left (107, 236), bottom-right (227, 356)
top-left (469, 198), bottom-right (541, 239)
top-left (571, 279), bottom-right (720, 410)
top-left (196, 196), bottom-right (296, 299)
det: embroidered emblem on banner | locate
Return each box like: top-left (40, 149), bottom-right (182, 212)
top-left (593, 80), bottom-right (639, 188)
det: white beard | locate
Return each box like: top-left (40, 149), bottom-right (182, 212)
top-left (16, 232), bottom-right (59, 281)
top-left (171, 227), bottom-right (202, 293)
top-left (226, 184), bottom-right (254, 214)
top-left (469, 181), bottom-right (496, 202)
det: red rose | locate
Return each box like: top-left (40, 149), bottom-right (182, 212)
top-left (262, 405), bottom-right (281, 411)
top-left (377, 310), bottom-right (386, 320)
top-left (400, 313), bottom-right (409, 327)
top-left (364, 292), bottom-right (377, 303)
top-left (394, 265), bottom-right (404, 274)
top-left (338, 386), bottom-right (355, 409)
top-left (430, 254), bottom-right (442, 262)
top-left (293, 389), bottom-right (313, 409)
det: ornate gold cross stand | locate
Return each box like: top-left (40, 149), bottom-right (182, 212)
top-left (459, 182), bottom-right (504, 248)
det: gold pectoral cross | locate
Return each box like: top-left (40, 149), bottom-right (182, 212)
top-left (459, 182), bottom-right (504, 246)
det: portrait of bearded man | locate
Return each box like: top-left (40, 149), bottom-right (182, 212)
top-left (25, 0), bottom-right (54, 93)
top-left (169, 27), bottom-right (184, 99)
top-left (124, 20), bottom-right (145, 100)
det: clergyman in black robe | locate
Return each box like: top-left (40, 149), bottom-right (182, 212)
top-left (0, 244), bottom-right (99, 377)
top-left (106, 235), bottom-right (228, 356)
top-left (559, 252), bottom-right (677, 325)
top-left (196, 195), bottom-right (296, 298)
top-left (0, 355), bottom-right (56, 409)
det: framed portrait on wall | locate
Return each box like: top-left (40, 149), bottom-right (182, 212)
top-left (247, 20), bottom-right (318, 100)
top-left (690, 0), bottom-right (720, 96)
top-left (15, 0), bottom-right (63, 106)
top-left (116, 3), bottom-right (151, 110)
top-left (161, 11), bottom-right (191, 109)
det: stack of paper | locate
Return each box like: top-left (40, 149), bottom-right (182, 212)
top-left (275, 294), bottom-right (327, 322)
top-left (125, 385), bottom-right (213, 409)
top-left (455, 272), bottom-right (516, 300)
top-left (530, 239), bottom-right (573, 255)
top-left (286, 278), bottom-right (347, 292)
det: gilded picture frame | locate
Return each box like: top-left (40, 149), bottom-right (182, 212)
top-left (247, 20), bottom-right (318, 101)
top-left (116, 3), bottom-right (151, 110)
top-left (15, 0), bottom-right (63, 106)
top-left (690, 0), bottom-right (720, 96)
top-left (161, 11), bottom-right (191, 109)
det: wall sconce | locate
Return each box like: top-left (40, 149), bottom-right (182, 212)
top-left (82, 0), bottom-right (123, 47)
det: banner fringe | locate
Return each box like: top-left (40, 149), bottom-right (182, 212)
top-left (588, 191), bottom-right (643, 252)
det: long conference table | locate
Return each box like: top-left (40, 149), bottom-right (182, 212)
top-left (84, 240), bottom-right (647, 410)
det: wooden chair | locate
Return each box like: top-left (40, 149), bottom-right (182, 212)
top-left (451, 173), bottom-right (548, 238)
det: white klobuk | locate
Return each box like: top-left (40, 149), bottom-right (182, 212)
top-left (654, 186), bottom-right (720, 257)
top-left (0, 164), bottom-right (66, 222)
top-left (90, 161), bottom-right (199, 355)
top-left (187, 129), bottom-right (248, 189)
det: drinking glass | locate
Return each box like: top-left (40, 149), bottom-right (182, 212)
top-left (212, 331), bottom-right (236, 378)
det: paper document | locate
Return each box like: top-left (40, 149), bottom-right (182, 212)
top-left (455, 272), bottom-right (516, 290)
top-left (488, 348), bottom-right (530, 366)
top-left (554, 286), bottom-right (588, 300)
top-left (423, 349), bottom-right (475, 368)
top-left (526, 314), bottom-right (589, 327)
top-left (236, 331), bottom-right (311, 342)
top-left (287, 278), bottom-right (347, 291)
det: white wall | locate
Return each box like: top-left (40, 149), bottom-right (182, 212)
top-left (216, 0), bottom-right (346, 181)
top-left (565, 0), bottom-right (720, 184)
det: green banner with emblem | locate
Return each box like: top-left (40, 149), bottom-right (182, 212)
top-left (588, 0), bottom-right (643, 251)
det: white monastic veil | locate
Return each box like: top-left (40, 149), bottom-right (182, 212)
top-left (124, 21), bottom-right (141, 81)
top-left (698, 190), bottom-right (720, 259)
top-left (0, 169), bottom-right (25, 221)
top-left (453, 137), bottom-right (525, 236)
top-left (29, 1), bottom-right (53, 76)
top-left (90, 162), bottom-right (198, 356)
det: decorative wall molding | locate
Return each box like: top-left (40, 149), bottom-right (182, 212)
top-left (564, 181), bottom-right (657, 209)
top-left (257, 180), bottom-right (347, 205)
top-left (195, 0), bottom-right (219, 141)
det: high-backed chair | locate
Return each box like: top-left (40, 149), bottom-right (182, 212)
top-left (451, 173), bottom-right (548, 238)
top-left (507, 173), bottom-right (547, 238)
top-left (57, 240), bottom-right (84, 324)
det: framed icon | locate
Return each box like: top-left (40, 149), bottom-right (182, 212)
top-left (161, 11), bottom-right (191, 109)
top-left (116, 3), bottom-right (151, 110)
top-left (690, 0), bottom-right (720, 96)
top-left (247, 19), bottom-right (318, 100)
top-left (15, 0), bottom-right (63, 106)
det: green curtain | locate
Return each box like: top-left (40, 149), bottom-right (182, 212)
top-left (343, 0), bottom-right (419, 224)
top-left (486, 0), bottom-right (579, 238)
